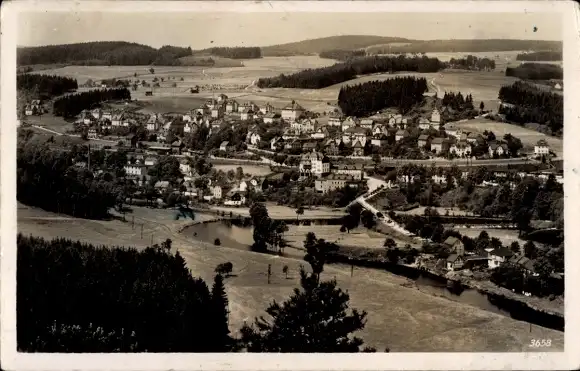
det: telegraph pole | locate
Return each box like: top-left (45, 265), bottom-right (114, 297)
top-left (267, 264), bottom-right (272, 284)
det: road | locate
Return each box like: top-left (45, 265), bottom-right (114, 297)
top-left (349, 173), bottom-right (415, 238)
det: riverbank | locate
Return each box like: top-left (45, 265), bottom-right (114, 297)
top-left (183, 219), bottom-right (564, 332)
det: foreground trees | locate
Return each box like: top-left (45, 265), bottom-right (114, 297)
top-left (239, 232), bottom-right (374, 352)
top-left (17, 235), bottom-right (232, 352)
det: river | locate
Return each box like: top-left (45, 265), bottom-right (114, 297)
top-left (183, 221), bottom-right (516, 319)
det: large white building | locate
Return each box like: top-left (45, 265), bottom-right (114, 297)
top-left (299, 150), bottom-right (330, 178)
top-left (281, 101), bottom-right (306, 122)
top-left (534, 139), bottom-right (550, 156)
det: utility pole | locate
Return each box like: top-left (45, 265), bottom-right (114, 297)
top-left (351, 264), bottom-right (354, 277)
top-left (132, 216), bottom-right (135, 229)
top-left (267, 264), bottom-right (272, 284)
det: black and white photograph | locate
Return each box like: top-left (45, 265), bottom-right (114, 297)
top-left (1, 1), bottom-right (579, 370)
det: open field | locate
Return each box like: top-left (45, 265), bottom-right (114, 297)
top-left (398, 206), bottom-right (474, 217)
top-left (21, 114), bottom-right (74, 134)
top-left (211, 203), bottom-right (346, 219)
top-left (454, 118), bottom-right (563, 157)
top-left (212, 164), bottom-right (273, 176)
top-left (17, 202), bottom-right (564, 352)
top-left (283, 225), bottom-right (391, 250)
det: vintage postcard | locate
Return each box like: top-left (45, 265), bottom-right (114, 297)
top-left (1, 1), bottom-right (579, 370)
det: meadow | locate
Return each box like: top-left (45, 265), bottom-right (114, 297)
top-left (29, 54), bottom-right (520, 115)
top-left (454, 118), bottom-right (563, 157)
top-left (212, 164), bottom-right (273, 176)
top-left (17, 202), bottom-right (564, 352)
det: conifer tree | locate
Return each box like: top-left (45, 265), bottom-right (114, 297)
top-left (211, 273), bottom-right (231, 350)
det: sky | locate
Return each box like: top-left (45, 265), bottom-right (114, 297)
top-left (18, 11), bottom-right (562, 49)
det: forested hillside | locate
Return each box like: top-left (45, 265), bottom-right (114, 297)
top-left (17, 42), bottom-right (192, 66)
top-left (516, 51), bottom-right (562, 61)
top-left (193, 47), bottom-right (262, 59)
top-left (498, 81), bottom-right (563, 136)
top-left (319, 49), bottom-right (366, 61)
top-left (367, 39), bottom-right (562, 54)
top-left (257, 55), bottom-right (443, 89)
top-left (17, 74), bottom-right (78, 99)
top-left (261, 35), bottom-right (412, 56)
top-left (505, 63), bottom-right (563, 81)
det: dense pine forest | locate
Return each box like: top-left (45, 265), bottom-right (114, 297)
top-left (17, 74), bottom-right (78, 99)
top-left (446, 55), bottom-right (496, 71)
top-left (505, 63), bottom-right (563, 80)
top-left (17, 142), bottom-right (119, 219)
top-left (516, 51), bottom-right (562, 61)
top-left (257, 55), bottom-right (443, 89)
top-left (319, 49), bottom-right (366, 61)
top-left (17, 41), bottom-right (192, 66)
top-left (17, 235), bottom-right (232, 352)
top-left (338, 77), bottom-right (428, 117)
top-left (194, 47), bottom-right (262, 59)
top-left (53, 88), bottom-right (131, 118)
top-left (498, 81), bottom-right (563, 135)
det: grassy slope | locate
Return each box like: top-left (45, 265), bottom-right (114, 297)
top-left (17, 203), bottom-right (564, 352)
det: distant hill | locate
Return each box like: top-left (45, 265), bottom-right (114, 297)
top-left (261, 35), bottom-right (413, 56)
top-left (17, 41), bottom-right (192, 66)
top-left (367, 39), bottom-right (563, 54)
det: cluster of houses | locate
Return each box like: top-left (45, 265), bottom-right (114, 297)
top-left (297, 150), bottom-right (365, 194)
top-left (24, 100), bottom-right (44, 116)
top-left (121, 150), bottom-right (269, 207)
top-left (443, 236), bottom-right (540, 276)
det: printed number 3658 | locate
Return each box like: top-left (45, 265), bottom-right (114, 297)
top-left (530, 339), bottom-right (552, 347)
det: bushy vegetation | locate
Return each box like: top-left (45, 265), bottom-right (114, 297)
top-left (17, 74), bottom-right (78, 99)
top-left (195, 47), bottom-right (262, 59)
top-left (319, 49), bottom-right (366, 61)
top-left (498, 81), bottom-right (563, 135)
top-left (446, 55), bottom-right (495, 71)
top-left (17, 41), bottom-right (192, 66)
top-left (516, 51), bottom-right (562, 61)
top-left (505, 63), bottom-right (563, 80)
top-left (240, 232), bottom-right (375, 352)
top-left (17, 235), bottom-right (232, 352)
top-left (338, 77), bottom-right (428, 117)
top-left (257, 55), bottom-right (443, 89)
top-left (53, 88), bottom-right (131, 118)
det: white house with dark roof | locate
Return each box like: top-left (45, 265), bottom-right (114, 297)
top-left (488, 142), bottom-right (510, 157)
top-left (342, 125), bottom-right (368, 146)
top-left (341, 117), bottom-right (359, 132)
top-left (299, 150), bottom-right (330, 178)
top-left (449, 141), bottom-right (472, 157)
top-left (395, 129), bottom-right (409, 142)
top-left (281, 101), bottom-right (306, 122)
top-left (225, 99), bottom-right (239, 113)
top-left (488, 247), bottom-right (514, 269)
top-left (328, 112), bottom-right (344, 127)
top-left (430, 108), bottom-right (441, 124)
top-left (534, 139), bottom-right (550, 156)
top-left (418, 117), bottom-right (432, 130)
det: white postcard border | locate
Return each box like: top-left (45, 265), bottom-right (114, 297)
top-left (2, 1), bottom-right (579, 370)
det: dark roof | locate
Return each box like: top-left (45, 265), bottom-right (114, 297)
top-left (490, 247), bottom-right (514, 257)
top-left (446, 253), bottom-right (463, 262)
top-left (443, 236), bottom-right (462, 247)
